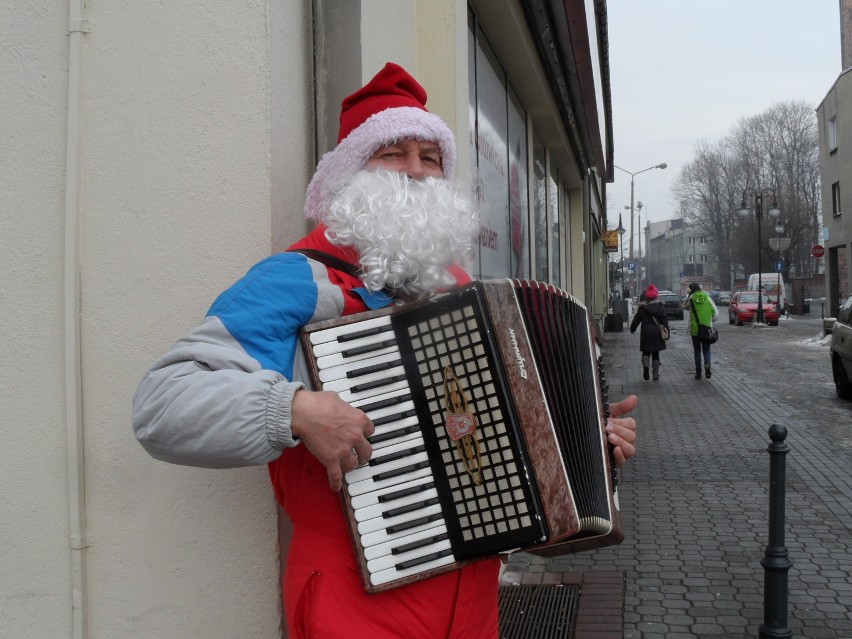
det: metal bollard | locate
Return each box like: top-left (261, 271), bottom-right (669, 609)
top-left (758, 424), bottom-right (793, 638)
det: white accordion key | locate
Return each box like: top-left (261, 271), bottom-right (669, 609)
top-left (366, 533), bottom-right (453, 573)
top-left (369, 550), bottom-right (456, 587)
top-left (359, 514), bottom-right (446, 549)
top-left (315, 342), bottom-right (398, 370)
top-left (356, 490), bottom-right (442, 534)
top-left (356, 395), bottom-right (415, 421)
top-left (345, 438), bottom-right (428, 486)
top-left (309, 315), bottom-right (393, 347)
top-left (318, 350), bottom-right (402, 383)
top-left (349, 475), bottom-right (434, 511)
top-left (322, 364), bottom-right (405, 393)
top-left (346, 459), bottom-right (432, 498)
top-left (363, 522), bottom-right (449, 561)
top-left (355, 490), bottom-right (437, 524)
top-left (368, 417), bottom-right (421, 450)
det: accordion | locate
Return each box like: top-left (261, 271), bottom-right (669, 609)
top-left (300, 279), bottom-right (623, 594)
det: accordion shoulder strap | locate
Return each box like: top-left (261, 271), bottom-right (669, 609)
top-left (690, 298), bottom-right (713, 328)
top-left (288, 248), bottom-right (397, 298)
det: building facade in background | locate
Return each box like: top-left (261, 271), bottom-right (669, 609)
top-left (646, 219), bottom-right (719, 296)
top-left (1, 1), bottom-right (615, 637)
top-left (817, 0), bottom-right (852, 314)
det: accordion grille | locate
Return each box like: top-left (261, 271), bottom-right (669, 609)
top-left (395, 290), bottom-right (547, 558)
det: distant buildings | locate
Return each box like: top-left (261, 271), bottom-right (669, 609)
top-left (646, 219), bottom-right (718, 295)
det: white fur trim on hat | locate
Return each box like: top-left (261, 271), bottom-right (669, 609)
top-left (304, 106), bottom-right (457, 220)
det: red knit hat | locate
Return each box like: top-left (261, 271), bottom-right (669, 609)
top-left (645, 284), bottom-right (659, 301)
top-left (304, 62), bottom-right (458, 219)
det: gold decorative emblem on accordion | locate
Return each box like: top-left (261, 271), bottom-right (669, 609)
top-left (442, 364), bottom-right (483, 486)
top-left (301, 279), bottom-right (623, 594)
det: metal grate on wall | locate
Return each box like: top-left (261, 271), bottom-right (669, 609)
top-left (498, 584), bottom-right (580, 639)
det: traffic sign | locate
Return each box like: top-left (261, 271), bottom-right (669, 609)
top-left (628, 262), bottom-right (635, 271)
top-left (769, 237), bottom-right (790, 252)
top-left (812, 244), bottom-right (825, 258)
top-left (775, 261), bottom-right (784, 272)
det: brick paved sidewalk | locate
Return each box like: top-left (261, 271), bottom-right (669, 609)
top-left (501, 319), bottom-right (852, 638)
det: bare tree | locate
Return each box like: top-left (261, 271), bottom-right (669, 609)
top-left (672, 139), bottom-right (742, 288)
top-left (673, 100), bottom-right (821, 288)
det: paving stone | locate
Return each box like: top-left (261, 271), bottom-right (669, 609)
top-left (500, 320), bottom-right (852, 639)
top-left (689, 623), bottom-right (727, 635)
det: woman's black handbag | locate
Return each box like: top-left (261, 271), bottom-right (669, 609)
top-left (698, 324), bottom-right (718, 344)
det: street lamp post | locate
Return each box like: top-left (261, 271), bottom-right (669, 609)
top-left (738, 188), bottom-right (781, 323)
top-left (624, 202), bottom-right (645, 294)
top-left (637, 201), bottom-right (644, 292)
top-left (616, 214), bottom-right (626, 297)
top-left (615, 163), bottom-right (667, 296)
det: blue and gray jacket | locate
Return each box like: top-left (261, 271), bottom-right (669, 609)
top-left (131, 226), bottom-right (396, 468)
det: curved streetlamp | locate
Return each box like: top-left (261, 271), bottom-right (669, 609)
top-left (616, 213), bottom-right (627, 296)
top-left (738, 188), bottom-right (781, 323)
top-left (615, 163), bottom-right (667, 294)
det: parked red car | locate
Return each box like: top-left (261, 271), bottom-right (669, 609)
top-left (728, 291), bottom-right (780, 326)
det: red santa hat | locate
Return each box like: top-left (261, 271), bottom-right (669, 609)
top-left (304, 62), bottom-right (458, 219)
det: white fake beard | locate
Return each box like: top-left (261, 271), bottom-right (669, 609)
top-left (322, 169), bottom-right (480, 300)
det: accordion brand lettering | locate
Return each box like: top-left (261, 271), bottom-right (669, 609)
top-left (508, 328), bottom-right (528, 379)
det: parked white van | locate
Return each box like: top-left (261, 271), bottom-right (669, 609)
top-left (747, 273), bottom-right (787, 314)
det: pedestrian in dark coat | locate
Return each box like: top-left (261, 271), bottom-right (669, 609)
top-left (630, 284), bottom-right (668, 380)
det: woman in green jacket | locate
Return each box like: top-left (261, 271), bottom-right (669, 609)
top-left (683, 282), bottom-right (719, 379)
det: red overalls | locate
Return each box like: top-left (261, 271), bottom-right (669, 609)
top-left (270, 236), bottom-right (500, 638)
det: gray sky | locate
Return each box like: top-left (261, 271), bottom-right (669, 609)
top-left (606, 0), bottom-right (842, 240)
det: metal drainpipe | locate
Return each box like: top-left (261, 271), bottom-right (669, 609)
top-left (65, 2), bottom-right (90, 637)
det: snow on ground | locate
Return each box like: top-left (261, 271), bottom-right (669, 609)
top-left (795, 332), bottom-right (832, 348)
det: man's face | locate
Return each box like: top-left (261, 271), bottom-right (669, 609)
top-left (365, 139), bottom-right (443, 179)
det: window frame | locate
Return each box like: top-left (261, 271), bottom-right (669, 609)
top-left (828, 115), bottom-right (838, 152)
top-left (832, 181), bottom-right (842, 217)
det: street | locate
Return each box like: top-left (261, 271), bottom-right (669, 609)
top-left (502, 311), bottom-right (852, 638)
top-left (667, 312), bottom-right (852, 454)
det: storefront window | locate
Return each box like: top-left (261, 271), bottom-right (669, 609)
top-left (471, 33), bottom-right (510, 278)
top-left (508, 90), bottom-right (529, 279)
top-left (549, 172), bottom-right (560, 287)
top-left (468, 11), bottom-right (566, 286)
top-left (533, 133), bottom-right (548, 282)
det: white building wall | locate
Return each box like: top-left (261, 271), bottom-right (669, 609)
top-left (2, 0), bottom-right (607, 636)
top-left (2, 1), bottom-right (312, 637)
top-left (1, 2), bottom-right (74, 635)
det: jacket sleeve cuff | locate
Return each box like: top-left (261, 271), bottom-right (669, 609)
top-left (266, 379), bottom-right (305, 450)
